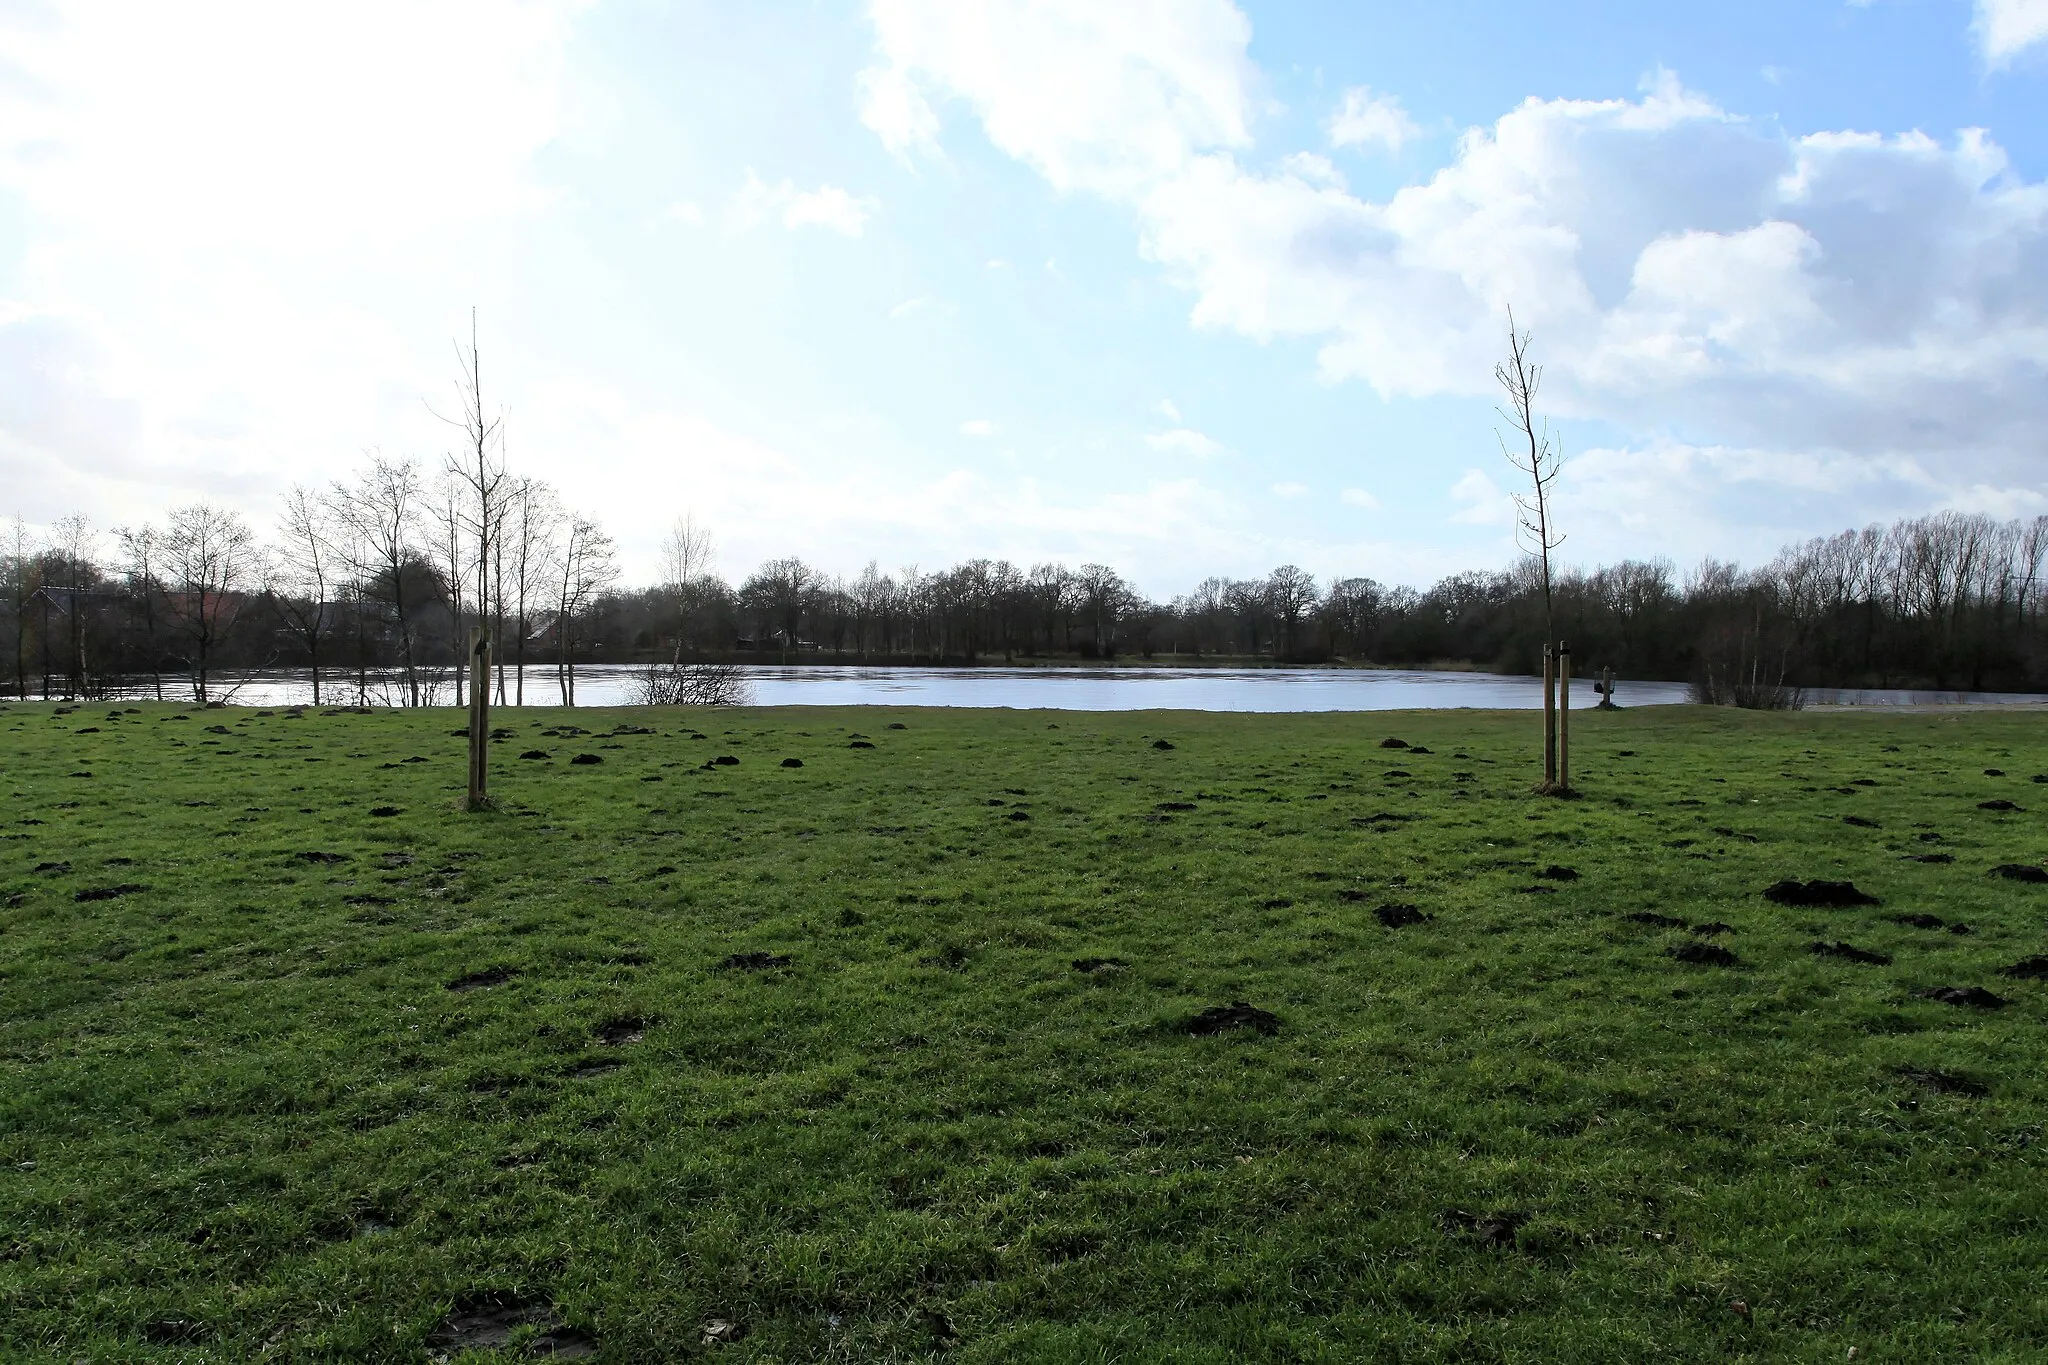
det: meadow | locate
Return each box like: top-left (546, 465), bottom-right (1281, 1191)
top-left (2, 699), bottom-right (2045, 1362)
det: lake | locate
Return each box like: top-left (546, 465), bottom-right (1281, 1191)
top-left (89, 665), bottom-right (2048, 712)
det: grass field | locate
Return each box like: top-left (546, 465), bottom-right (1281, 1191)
top-left (3, 699), bottom-right (2046, 1362)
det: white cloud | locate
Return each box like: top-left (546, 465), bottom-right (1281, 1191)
top-left (1340, 487), bottom-right (1379, 509)
top-left (1449, 468), bottom-right (1514, 526)
top-left (1271, 480), bottom-right (1307, 497)
top-left (726, 172), bottom-right (873, 236)
top-left (1146, 426), bottom-right (1225, 457)
top-left (960, 418), bottom-right (995, 436)
top-left (1155, 398), bottom-right (1182, 420)
top-left (857, 0), bottom-right (1260, 196)
top-left (1977, 0), bottom-right (2048, 63)
top-left (862, 14), bottom-right (2048, 510)
top-left (1328, 86), bottom-right (1420, 154)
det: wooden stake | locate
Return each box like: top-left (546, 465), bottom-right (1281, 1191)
top-left (467, 627), bottom-right (491, 809)
top-left (1542, 643), bottom-right (1556, 787)
top-left (1559, 640), bottom-right (1571, 792)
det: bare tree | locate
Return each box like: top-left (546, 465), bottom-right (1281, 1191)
top-left (660, 511), bottom-right (717, 660)
top-left (555, 514), bottom-right (618, 706)
top-left (742, 556), bottom-right (822, 663)
top-left (1265, 564), bottom-right (1318, 660)
top-left (505, 477), bottom-right (563, 706)
top-left (432, 310), bottom-right (508, 715)
top-left (268, 486), bottom-right (336, 705)
top-left (116, 523), bottom-right (168, 701)
top-left (6, 516), bottom-right (39, 699)
top-left (50, 515), bottom-right (96, 697)
top-left (428, 468), bottom-right (472, 703)
top-left (162, 502), bottom-right (255, 703)
top-left (330, 454), bottom-right (426, 706)
top-left (1495, 307), bottom-right (1569, 790)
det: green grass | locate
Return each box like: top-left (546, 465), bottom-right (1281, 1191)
top-left (3, 699), bottom-right (2046, 1361)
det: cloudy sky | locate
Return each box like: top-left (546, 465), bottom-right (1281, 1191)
top-left (3, 0), bottom-right (2046, 594)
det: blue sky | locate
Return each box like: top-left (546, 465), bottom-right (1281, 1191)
top-left (3, 0), bottom-right (2046, 595)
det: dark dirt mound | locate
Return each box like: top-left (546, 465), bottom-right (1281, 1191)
top-left (425, 1294), bottom-right (596, 1360)
top-left (1692, 922), bottom-right (1735, 936)
top-left (1156, 801), bottom-right (1197, 811)
top-left (1152, 739), bottom-right (1175, 750)
top-left (1625, 912), bottom-right (1689, 930)
top-left (1186, 1002), bottom-right (1280, 1036)
top-left (1909, 853), bottom-right (1955, 863)
top-left (381, 852), bottom-right (415, 868)
top-left (714, 755), bottom-right (740, 766)
top-left (1851, 778), bottom-right (1878, 787)
top-left (1896, 1066), bottom-right (1986, 1097)
top-left (778, 757), bottom-right (803, 768)
top-left (1985, 768), bottom-right (2006, 777)
top-left (719, 951), bottom-right (792, 972)
top-left (596, 1017), bottom-right (647, 1046)
top-left (1669, 942), bottom-right (1739, 967)
top-left (1072, 957), bottom-right (1129, 974)
top-left (1008, 810), bottom-right (1031, 821)
top-left (203, 724), bottom-right (231, 735)
top-left (1844, 815), bottom-right (1880, 829)
top-left (447, 967), bottom-right (518, 992)
top-left (1261, 896), bottom-right (1293, 909)
top-left (75, 884), bottom-right (145, 902)
top-left (1918, 986), bottom-right (2008, 1009)
top-left (2001, 956), bottom-right (2048, 980)
top-left (1919, 831), bottom-right (1945, 842)
top-left (888, 721), bottom-right (908, 729)
top-left (1764, 878), bottom-right (1879, 907)
top-left (1375, 902), bottom-right (1429, 928)
top-left (1890, 913), bottom-right (1949, 930)
top-left (849, 740), bottom-right (875, 748)
top-left (1442, 1208), bottom-right (1527, 1247)
top-left (1536, 865), bottom-right (1579, 880)
top-left (519, 749), bottom-right (549, 760)
top-left (369, 806), bottom-right (401, 818)
top-left (570, 754), bottom-right (602, 766)
top-left (402, 755), bottom-right (428, 764)
top-left (1379, 737), bottom-right (1410, 749)
top-left (295, 851), bottom-right (347, 864)
top-left (33, 861), bottom-right (69, 874)
top-left (1990, 863), bottom-right (2048, 883)
top-left (1809, 941), bottom-right (1892, 965)
top-left (1979, 799), bottom-right (2021, 812)
top-left (1382, 769), bottom-right (1411, 779)
top-left (1616, 750), bottom-right (1636, 757)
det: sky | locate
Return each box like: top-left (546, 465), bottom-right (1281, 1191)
top-left (2, 0), bottom-right (2046, 596)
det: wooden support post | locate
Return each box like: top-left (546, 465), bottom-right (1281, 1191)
top-left (467, 627), bottom-right (491, 809)
top-left (1542, 642), bottom-right (1556, 789)
top-left (1558, 640), bottom-right (1571, 793)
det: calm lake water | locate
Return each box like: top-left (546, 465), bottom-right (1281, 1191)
top-left (92, 665), bottom-right (2048, 712)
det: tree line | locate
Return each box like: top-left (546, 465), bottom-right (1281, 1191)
top-left (6, 491), bottom-right (2047, 702)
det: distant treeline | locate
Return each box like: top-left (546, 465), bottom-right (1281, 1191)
top-left (7, 459), bottom-right (2047, 703)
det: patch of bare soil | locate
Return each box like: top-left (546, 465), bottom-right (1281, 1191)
top-left (1809, 941), bottom-right (1892, 965)
top-left (1979, 799), bottom-right (2021, 812)
top-left (570, 754), bottom-right (603, 766)
top-left (1764, 879), bottom-right (1879, 907)
top-left (2000, 956), bottom-right (2048, 980)
top-left (1669, 942), bottom-right (1739, 967)
top-left (1185, 1002), bottom-right (1280, 1036)
top-left (1536, 865), bottom-right (1579, 880)
top-left (74, 884), bottom-right (144, 902)
top-left (295, 851), bottom-right (347, 864)
top-left (1896, 1065), bottom-right (1986, 1097)
top-left (596, 1017), bottom-right (647, 1046)
top-left (1441, 1207), bottom-right (1528, 1248)
top-left (1918, 986), bottom-right (2008, 1009)
top-left (1990, 863), bottom-right (2048, 883)
top-left (719, 951), bottom-right (792, 971)
top-left (447, 967), bottom-right (519, 992)
top-left (425, 1293), bottom-right (596, 1360)
top-left (1374, 903), bottom-right (1429, 928)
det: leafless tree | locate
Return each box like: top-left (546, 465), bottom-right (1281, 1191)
top-left (330, 454), bottom-right (426, 706)
top-left (432, 310), bottom-right (508, 710)
top-left (555, 513), bottom-right (618, 706)
top-left (428, 468), bottom-right (472, 703)
top-left (742, 556), bottom-right (823, 662)
top-left (660, 511), bottom-right (717, 660)
top-left (634, 658), bottom-right (751, 706)
top-left (1495, 307), bottom-right (1568, 789)
top-left (1266, 564), bottom-right (1318, 660)
top-left (268, 485), bottom-right (336, 705)
top-left (50, 514), bottom-right (96, 697)
top-left (161, 502), bottom-right (255, 703)
top-left (504, 476), bottom-right (563, 705)
top-left (116, 523), bottom-right (168, 701)
top-left (5, 516), bottom-right (36, 699)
